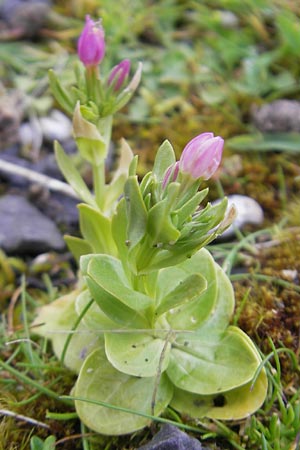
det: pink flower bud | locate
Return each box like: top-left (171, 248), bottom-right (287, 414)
top-left (162, 162), bottom-right (180, 189)
top-left (108, 59), bottom-right (131, 91)
top-left (78, 15), bottom-right (105, 67)
top-left (179, 132), bottom-right (224, 180)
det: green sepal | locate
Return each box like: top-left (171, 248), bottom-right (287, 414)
top-left (54, 142), bottom-right (97, 208)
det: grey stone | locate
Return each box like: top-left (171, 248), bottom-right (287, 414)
top-left (0, 194), bottom-right (65, 254)
top-left (137, 424), bottom-right (205, 450)
top-left (0, 0), bottom-right (51, 36)
top-left (252, 100), bottom-right (300, 132)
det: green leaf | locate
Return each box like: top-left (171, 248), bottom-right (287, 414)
top-left (54, 142), bottom-right (97, 207)
top-left (78, 204), bottom-right (117, 255)
top-left (85, 276), bottom-right (147, 329)
top-left (147, 183), bottom-right (181, 244)
top-left (170, 368), bottom-right (267, 420)
top-left (32, 290), bottom-right (101, 373)
top-left (277, 11), bottom-right (300, 56)
top-left (167, 327), bottom-right (261, 395)
top-left (174, 188), bottom-right (208, 228)
top-left (124, 176), bottom-right (147, 248)
top-left (64, 235), bottom-right (93, 263)
top-left (30, 435), bottom-right (56, 450)
top-left (86, 255), bottom-right (153, 311)
top-left (74, 348), bottom-right (173, 435)
top-left (111, 198), bottom-right (130, 275)
top-left (162, 249), bottom-right (218, 330)
top-left (156, 273), bottom-right (207, 317)
top-left (104, 138), bottom-right (134, 210)
top-left (152, 140), bottom-right (176, 181)
top-left (105, 332), bottom-right (171, 377)
top-left (195, 265), bottom-right (234, 335)
top-left (227, 133), bottom-right (300, 153)
top-left (48, 69), bottom-right (74, 115)
top-left (75, 289), bottom-right (116, 331)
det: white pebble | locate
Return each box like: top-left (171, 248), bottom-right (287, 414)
top-left (214, 195), bottom-right (264, 239)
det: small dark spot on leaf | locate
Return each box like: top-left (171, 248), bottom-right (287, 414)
top-left (132, 344), bottom-right (137, 348)
top-left (193, 399), bottom-right (205, 408)
top-left (184, 341), bottom-right (189, 347)
top-left (213, 394), bottom-right (226, 407)
top-left (124, 361), bottom-right (127, 364)
top-left (145, 358), bottom-right (149, 362)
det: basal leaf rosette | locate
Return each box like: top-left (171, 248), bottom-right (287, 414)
top-left (71, 248), bottom-right (267, 435)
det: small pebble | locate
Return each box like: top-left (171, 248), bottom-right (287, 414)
top-left (214, 194), bottom-right (264, 239)
top-left (39, 110), bottom-right (72, 142)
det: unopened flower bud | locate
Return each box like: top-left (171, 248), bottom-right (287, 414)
top-left (162, 162), bottom-right (179, 189)
top-left (108, 59), bottom-right (131, 91)
top-left (78, 15), bottom-right (105, 67)
top-left (179, 132), bottom-right (224, 180)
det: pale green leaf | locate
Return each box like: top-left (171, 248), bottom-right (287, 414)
top-left (163, 249), bottom-right (218, 330)
top-left (85, 276), bottom-right (148, 329)
top-left (74, 348), bottom-right (173, 435)
top-left (78, 204), bottom-right (117, 255)
top-left (105, 332), bottom-right (171, 377)
top-left (54, 142), bottom-right (97, 207)
top-left (32, 290), bottom-right (101, 373)
top-left (167, 326), bottom-right (261, 395)
top-left (156, 273), bottom-right (207, 317)
top-left (64, 235), bottom-right (93, 263)
top-left (170, 369), bottom-right (267, 420)
top-left (86, 255), bottom-right (153, 311)
top-left (152, 140), bottom-right (176, 181)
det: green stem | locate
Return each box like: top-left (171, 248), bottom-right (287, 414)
top-left (93, 161), bottom-right (106, 210)
top-left (93, 115), bottom-right (113, 211)
top-left (85, 65), bottom-right (100, 104)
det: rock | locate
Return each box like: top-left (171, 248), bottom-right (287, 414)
top-left (137, 424), bottom-right (205, 450)
top-left (252, 100), bottom-right (300, 132)
top-left (215, 194), bottom-right (264, 240)
top-left (0, 0), bottom-right (51, 37)
top-left (0, 194), bottom-right (65, 254)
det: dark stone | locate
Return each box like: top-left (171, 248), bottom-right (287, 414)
top-left (137, 424), bottom-right (205, 450)
top-left (0, 194), bottom-right (65, 254)
top-left (36, 191), bottom-right (79, 231)
top-left (0, 0), bottom-right (51, 36)
top-left (252, 100), bottom-right (300, 132)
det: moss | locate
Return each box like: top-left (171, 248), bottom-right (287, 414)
top-left (233, 234), bottom-right (300, 384)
